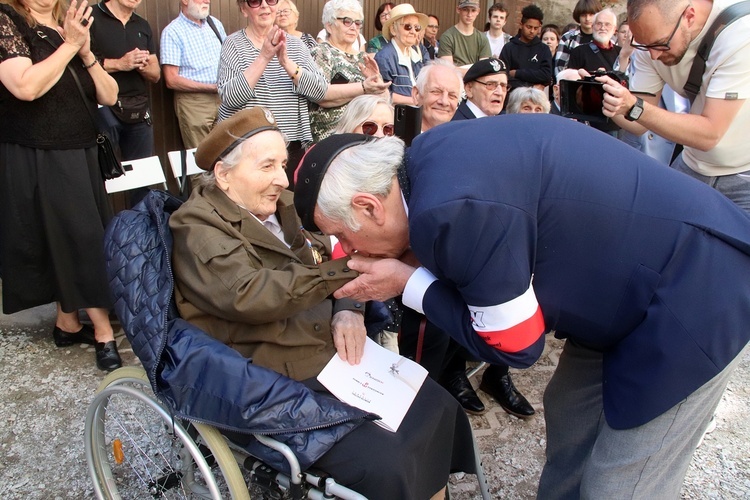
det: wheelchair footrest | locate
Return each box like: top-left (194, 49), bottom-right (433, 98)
top-left (250, 463), bottom-right (284, 500)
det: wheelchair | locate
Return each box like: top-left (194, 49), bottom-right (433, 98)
top-left (83, 190), bottom-right (492, 499)
top-left (84, 366), bottom-right (375, 499)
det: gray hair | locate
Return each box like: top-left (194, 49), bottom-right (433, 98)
top-left (506, 87), bottom-right (551, 114)
top-left (202, 129), bottom-right (288, 183)
top-left (333, 94), bottom-right (394, 134)
top-left (317, 136), bottom-right (405, 231)
top-left (322, 0), bottom-right (364, 27)
top-left (595, 8), bottom-right (617, 25)
top-left (414, 59), bottom-right (464, 97)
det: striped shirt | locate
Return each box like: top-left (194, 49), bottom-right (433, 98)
top-left (217, 29), bottom-right (328, 143)
top-left (160, 12), bottom-right (226, 85)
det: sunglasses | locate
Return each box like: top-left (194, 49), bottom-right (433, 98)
top-left (337, 17), bottom-right (364, 28)
top-left (630, 6), bottom-right (688, 52)
top-left (399, 23), bottom-right (422, 32)
top-left (246, 0), bottom-right (279, 7)
top-left (361, 121), bottom-right (395, 136)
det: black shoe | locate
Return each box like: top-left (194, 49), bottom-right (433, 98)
top-left (53, 324), bottom-right (96, 347)
top-left (480, 372), bottom-right (535, 418)
top-left (441, 372), bottom-right (486, 414)
top-left (96, 341), bottom-right (122, 372)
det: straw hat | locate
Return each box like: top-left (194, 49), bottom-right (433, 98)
top-left (382, 4), bottom-right (429, 42)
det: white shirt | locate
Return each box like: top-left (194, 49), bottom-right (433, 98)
top-left (630, 0), bottom-right (750, 176)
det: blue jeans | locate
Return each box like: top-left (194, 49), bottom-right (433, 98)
top-left (671, 153), bottom-right (750, 215)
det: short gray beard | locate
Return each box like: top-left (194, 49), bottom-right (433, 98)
top-left (593, 32), bottom-right (612, 45)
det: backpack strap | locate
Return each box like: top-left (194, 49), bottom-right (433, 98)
top-left (684, 0), bottom-right (750, 103)
top-left (206, 16), bottom-right (224, 43)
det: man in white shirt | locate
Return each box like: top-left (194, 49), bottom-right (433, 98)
top-left (602, 0), bottom-right (750, 213)
top-left (161, 0), bottom-right (226, 148)
top-left (485, 3), bottom-right (512, 58)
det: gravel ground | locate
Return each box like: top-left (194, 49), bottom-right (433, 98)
top-left (1, 299), bottom-right (748, 499)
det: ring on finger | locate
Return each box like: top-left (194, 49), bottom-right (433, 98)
top-left (80, 17), bottom-right (90, 27)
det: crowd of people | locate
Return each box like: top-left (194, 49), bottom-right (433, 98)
top-left (2, 0), bottom-right (749, 497)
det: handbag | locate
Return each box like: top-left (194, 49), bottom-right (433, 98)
top-left (67, 66), bottom-right (125, 180)
top-left (110, 95), bottom-right (150, 124)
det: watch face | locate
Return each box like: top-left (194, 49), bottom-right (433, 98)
top-left (628, 99), bottom-right (643, 121)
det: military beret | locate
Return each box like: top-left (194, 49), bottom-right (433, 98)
top-left (194, 107), bottom-right (279, 171)
top-left (463, 58), bottom-right (507, 84)
top-left (293, 133), bottom-right (375, 232)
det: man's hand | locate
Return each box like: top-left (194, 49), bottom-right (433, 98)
top-left (599, 74), bottom-right (637, 118)
top-left (330, 310), bottom-right (366, 365)
top-left (118, 48), bottom-right (151, 72)
top-left (333, 256), bottom-right (416, 302)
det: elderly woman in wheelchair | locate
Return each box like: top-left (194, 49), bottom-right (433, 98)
top-left (153, 107), bottom-right (478, 499)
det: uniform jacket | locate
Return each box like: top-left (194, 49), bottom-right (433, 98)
top-left (499, 35), bottom-right (553, 89)
top-left (169, 183), bottom-right (361, 381)
top-left (104, 190), bottom-right (371, 474)
top-left (374, 41), bottom-right (428, 97)
top-left (451, 101), bottom-right (478, 121)
top-left (405, 115), bottom-right (750, 429)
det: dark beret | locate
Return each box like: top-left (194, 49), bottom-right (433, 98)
top-left (463, 57), bottom-right (507, 84)
top-left (293, 133), bottom-right (376, 232)
top-left (194, 107), bottom-right (279, 171)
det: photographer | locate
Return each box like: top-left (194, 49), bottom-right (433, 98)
top-left (601, 0), bottom-right (750, 213)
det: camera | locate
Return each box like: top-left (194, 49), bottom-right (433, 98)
top-left (393, 104), bottom-right (422, 146)
top-left (560, 69), bottom-right (629, 124)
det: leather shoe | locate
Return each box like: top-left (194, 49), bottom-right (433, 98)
top-left (480, 372), bottom-right (535, 418)
top-left (53, 324), bottom-right (96, 347)
top-left (95, 341), bottom-right (122, 372)
top-left (441, 372), bottom-right (486, 414)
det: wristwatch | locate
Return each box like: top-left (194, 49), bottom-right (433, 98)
top-left (625, 97), bottom-right (644, 122)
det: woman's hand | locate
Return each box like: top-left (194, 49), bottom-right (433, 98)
top-left (260, 26), bottom-right (286, 62)
top-left (359, 54), bottom-right (380, 80)
top-left (331, 310), bottom-right (367, 365)
top-left (61, 0), bottom-right (93, 51)
top-left (362, 74), bottom-right (391, 95)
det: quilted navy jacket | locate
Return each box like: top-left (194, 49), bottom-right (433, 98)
top-left (103, 190), bottom-right (371, 473)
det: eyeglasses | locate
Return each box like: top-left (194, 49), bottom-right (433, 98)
top-left (337, 17), bottom-right (364, 28)
top-left (361, 121), bottom-right (395, 136)
top-left (379, 12), bottom-right (391, 21)
top-left (427, 24), bottom-right (439, 29)
top-left (473, 80), bottom-right (508, 91)
top-left (245, 0), bottom-right (279, 8)
top-left (630, 6), bottom-right (688, 52)
top-left (276, 9), bottom-right (292, 16)
top-left (593, 22), bottom-right (614, 29)
top-left (399, 23), bottom-right (422, 32)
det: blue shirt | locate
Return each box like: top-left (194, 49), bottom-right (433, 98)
top-left (160, 12), bottom-right (225, 85)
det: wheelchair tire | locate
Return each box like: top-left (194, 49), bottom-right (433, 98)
top-left (84, 366), bottom-right (250, 500)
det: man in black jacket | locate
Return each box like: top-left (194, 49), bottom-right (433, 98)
top-left (499, 4), bottom-right (552, 95)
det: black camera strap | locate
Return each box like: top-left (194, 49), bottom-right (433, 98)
top-left (684, 0), bottom-right (750, 104)
top-left (206, 16), bottom-right (224, 43)
top-left (588, 42), bottom-right (615, 72)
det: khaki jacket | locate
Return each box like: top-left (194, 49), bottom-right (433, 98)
top-left (169, 183), bottom-right (360, 380)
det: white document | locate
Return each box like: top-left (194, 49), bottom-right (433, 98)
top-left (317, 337), bottom-right (428, 432)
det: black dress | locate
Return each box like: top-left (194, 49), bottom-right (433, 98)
top-left (0, 6), bottom-right (113, 314)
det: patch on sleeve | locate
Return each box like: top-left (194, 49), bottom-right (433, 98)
top-left (725, 92), bottom-right (738, 100)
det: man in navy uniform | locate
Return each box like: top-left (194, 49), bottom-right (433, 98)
top-left (293, 115), bottom-right (750, 498)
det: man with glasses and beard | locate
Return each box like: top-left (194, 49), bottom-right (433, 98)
top-left (601, 0), bottom-right (750, 213)
top-left (161, 0), bottom-right (226, 148)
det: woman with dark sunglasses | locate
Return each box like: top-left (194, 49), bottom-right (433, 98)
top-left (308, 0), bottom-right (390, 142)
top-left (333, 94), bottom-right (395, 137)
top-left (217, 0), bottom-right (328, 189)
top-left (374, 4), bottom-right (430, 105)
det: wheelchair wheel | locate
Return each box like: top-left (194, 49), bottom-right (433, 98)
top-left (84, 367), bottom-right (250, 499)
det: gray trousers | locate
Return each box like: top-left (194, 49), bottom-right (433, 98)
top-left (537, 339), bottom-right (747, 499)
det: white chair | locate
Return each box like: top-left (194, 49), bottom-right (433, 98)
top-left (105, 156), bottom-right (167, 194)
top-left (167, 148), bottom-right (203, 192)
